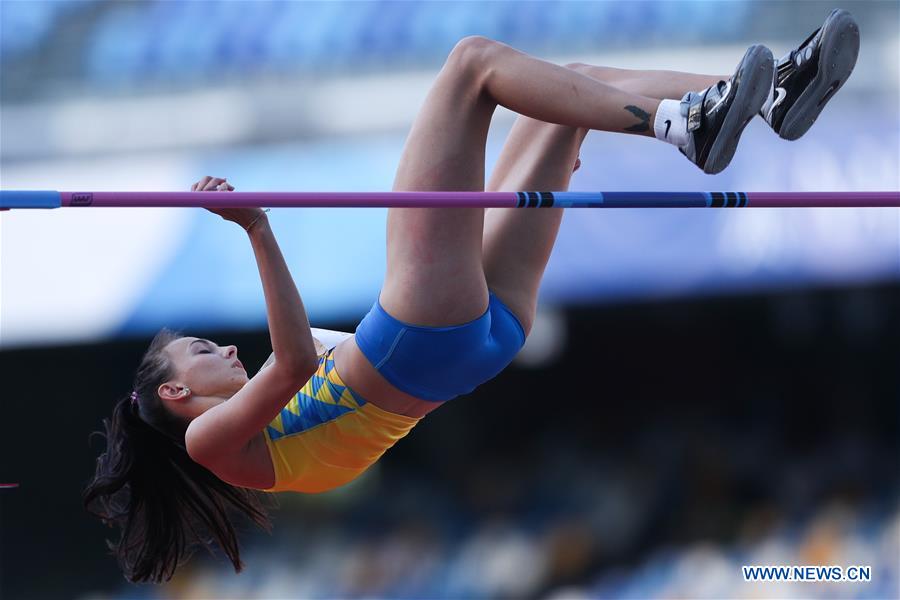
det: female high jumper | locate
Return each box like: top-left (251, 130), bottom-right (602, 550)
top-left (84, 10), bottom-right (858, 583)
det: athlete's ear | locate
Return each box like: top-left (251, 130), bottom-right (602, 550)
top-left (158, 382), bottom-right (191, 402)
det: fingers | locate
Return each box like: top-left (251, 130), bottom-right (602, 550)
top-left (191, 176), bottom-right (234, 191)
top-left (203, 177), bottom-right (225, 191)
top-left (191, 175), bottom-right (212, 191)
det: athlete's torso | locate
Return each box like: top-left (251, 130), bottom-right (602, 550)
top-left (237, 334), bottom-right (440, 490)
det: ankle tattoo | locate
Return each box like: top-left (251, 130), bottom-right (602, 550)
top-left (623, 105), bottom-right (651, 133)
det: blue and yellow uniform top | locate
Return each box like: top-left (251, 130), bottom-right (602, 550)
top-left (261, 346), bottom-right (420, 493)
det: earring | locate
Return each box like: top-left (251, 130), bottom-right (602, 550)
top-left (183, 387), bottom-right (191, 396)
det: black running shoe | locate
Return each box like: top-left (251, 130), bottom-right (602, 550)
top-left (759, 9), bottom-right (860, 140)
top-left (679, 44), bottom-right (774, 174)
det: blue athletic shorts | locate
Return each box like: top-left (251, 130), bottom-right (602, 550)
top-left (354, 290), bottom-right (527, 402)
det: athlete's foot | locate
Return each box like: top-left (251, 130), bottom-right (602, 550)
top-left (676, 44), bottom-right (774, 174)
top-left (759, 9), bottom-right (860, 140)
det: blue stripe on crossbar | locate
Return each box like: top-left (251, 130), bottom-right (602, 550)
top-left (551, 192), bottom-right (712, 208)
top-left (0, 191), bottom-right (62, 209)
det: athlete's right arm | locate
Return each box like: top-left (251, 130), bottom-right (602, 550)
top-left (244, 214), bottom-right (319, 373)
top-left (184, 176), bottom-right (319, 464)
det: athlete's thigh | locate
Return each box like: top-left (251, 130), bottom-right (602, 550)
top-left (482, 116), bottom-right (587, 335)
top-left (382, 43), bottom-right (497, 326)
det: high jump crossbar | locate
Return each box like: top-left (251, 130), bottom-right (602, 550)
top-left (1, 190), bottom-right (898, 209)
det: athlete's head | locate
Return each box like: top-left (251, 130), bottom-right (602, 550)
top-left (157, 335), bottom-right (249, 421)
top-left (82, 327), bottom-right (275, 584)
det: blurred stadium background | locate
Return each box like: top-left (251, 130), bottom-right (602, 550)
top-left (1, 1), bottom-right (898, 599)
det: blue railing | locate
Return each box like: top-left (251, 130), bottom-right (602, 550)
top-left (0, 0), bottom-right (93, 58)
top-left (71, 0), bottom-right (751, 87)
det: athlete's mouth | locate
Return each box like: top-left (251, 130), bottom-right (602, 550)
top-left (232, 360), bottom-right (244, 371)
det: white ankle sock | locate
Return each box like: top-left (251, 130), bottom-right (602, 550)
top-left (653, 99), bottom-right (689, 147)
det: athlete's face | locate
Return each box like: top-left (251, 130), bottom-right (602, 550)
top-left (159, 337), bottom-right (249, 419)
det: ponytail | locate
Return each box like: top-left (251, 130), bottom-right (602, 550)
top-left (82, 328), bottom-right (277, 583)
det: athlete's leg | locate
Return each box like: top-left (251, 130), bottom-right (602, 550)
top-left (563, 63), bottom-right (727, 100)
top-left (341, 39), bottom-right (685, 416)
top-left (481, 63), bottom-right (726, 334)
top-left (482, 119), bottom-right (582, 337)
top-left (382, 37), bottom-right (664, 328)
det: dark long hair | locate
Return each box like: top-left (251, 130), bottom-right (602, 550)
top-left (82, 328), bottom-right (278, 583)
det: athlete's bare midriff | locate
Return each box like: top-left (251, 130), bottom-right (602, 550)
top-left (331, 336), bottom-right (443, 419)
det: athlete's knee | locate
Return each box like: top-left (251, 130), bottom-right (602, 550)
top-left (564, 62), bottom-right (592, 73)
top-left (445, 36), bottom-right (503, 85)
top-left (449, 35), bottom-right (499, 64)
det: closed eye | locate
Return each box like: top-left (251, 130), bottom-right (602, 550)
top-left (189, 339), bottom-right (217, 355)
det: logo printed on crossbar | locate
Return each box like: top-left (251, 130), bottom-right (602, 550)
top-left (71, 193), bottom-right (93, 206)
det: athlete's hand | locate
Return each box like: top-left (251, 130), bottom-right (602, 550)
top-left (191, 175), bottom-right (234, 193)
top-left (192, 176), bottom-right (268, 232)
